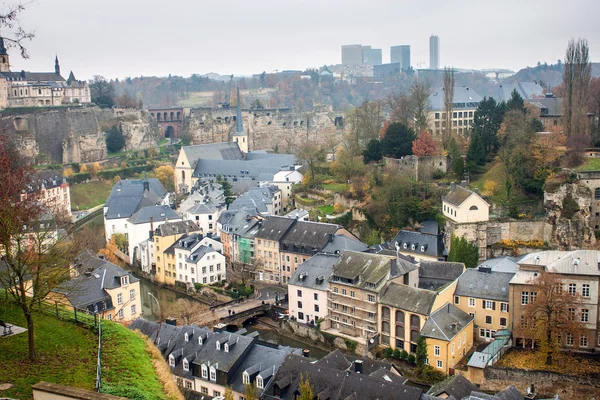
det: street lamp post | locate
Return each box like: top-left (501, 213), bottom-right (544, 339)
top-left (148, 292), bottom-right (162, 345)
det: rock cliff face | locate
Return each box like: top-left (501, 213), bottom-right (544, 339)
top-left (0, 107), bottom-right (160, 164)
top-left (184, 108), bottom-right (343, 151)
top-left (544, 179), bottom-right (595, 249)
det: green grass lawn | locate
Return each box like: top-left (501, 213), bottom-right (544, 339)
top-left (0, 300), bottom-right (170, 399)
top-left (318, 205), bottom-right (335, 215)
top-left (576, 157), bottom-right (600, 172)
top-left (322, 183), bottom-right (348, 193)
top-left (470, 161), bottom-right (529, 203)
top-left (70, 180), bottom-right (113, 210)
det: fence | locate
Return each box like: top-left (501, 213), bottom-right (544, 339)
top-left (35, 301), bottom-right (99, 330)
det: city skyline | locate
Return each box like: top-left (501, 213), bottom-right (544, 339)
top-left (10, 0), bottom-right (600, 80)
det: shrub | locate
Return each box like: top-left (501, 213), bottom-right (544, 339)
top-left (407, 354), bottom-right (416, 365)
top-left (383, 347), bottom-right (393, 358)
top-left (344, 339), bottom-right (358, 353)
top-left (392, 348), bottom-right (402, 359)
top-left (106, 125), bottom-right (126, 153)
top-left (400, 349), bottom-right (408, 360)
top-left (431, 169), bottom-right (446, 180)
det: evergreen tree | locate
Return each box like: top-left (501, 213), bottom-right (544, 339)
top-left (448, 235), bottom-right (479, 268)
top-left (472, 97), bottom-right (505, 156)
top-left (381, 122), bottom-right (416, 159)
top-left (362, 138), bottom-right (383, 164)
top-left (298, 373), bottom-right (314, 400)
top-left (506, 89), bottom-right (525, 113)
top-left (415, 335), bottom-right (428, 371)
top-left (465, 131), bottom-right (485, 171)
top-left (105, 125), bottom-right (125, 153)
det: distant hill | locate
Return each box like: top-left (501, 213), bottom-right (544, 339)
top-left (509, 63), bottom-right (600, 90)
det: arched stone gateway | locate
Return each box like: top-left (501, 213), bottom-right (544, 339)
top-left (148, 107), bottom-right (184, 138)
top-left (165, 126), bottom-right (175, 138)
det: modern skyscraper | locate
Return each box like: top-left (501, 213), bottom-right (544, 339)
top-left (363, 48), bottom-right (383, 65)
top-left (341, 44), bottom-right (364, 65)
top-left (390, 45), bottom-right (411, 71)
top-left (429, 35), bottom-right (440, 70)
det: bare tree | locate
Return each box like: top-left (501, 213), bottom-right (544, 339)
top-left (0, 2), bottom-right (35, 59)
top-left (516, 270), bottom-right (586, 365)
top-left (162, 298), bottom-right (208, 325)
top-left (410, 79), bottom-right (432, 133)
top-left (345, 101), bottom-right (384, 154)
top-left (295, 140), bottom-right (325, 188)
top-left (563, 38), bottom-right (591, 138)
top-left (387, 91), bottom-right (412, 126)
top-left (0, 137), bottom-right (75, 361)
top-left (443, 67), bottom-right (455, 145)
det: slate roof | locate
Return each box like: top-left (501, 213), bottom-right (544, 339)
top-left (493, 81), bottom-right (544, 102)
top-left (429, 86), bottom-right (483, 111)
top-left (218, 207), bottom-right (261, 235)
top-left (315, 348), bottom-right (352, 370)
top-left (105, 179), bottom-right (168, 220)
top-left (526, 97), bottom-right (563, 117)
top-left (419, 261), bottom-right (465, 291)
top-left (466, 385), bottom-right (524, 400)
top-left (266, 353), bottom-right (422, 400)
top-left (421, 220), bottom-right (439, 236)
top-left (391, 230), bottom-right (444, 260)
top-left (288, 253), bottom-right (338, 291)
top-left (0, 71), bottom-right (65, 82)
top-left (27, 171), bottom-right (67, 192)
top-left (443, 185), bottom-right (483, 207)
top-left (321, 234), bottom-right (370, 254)
top-left (185, 202), bottom-right (218, 215)
top-left (164, 233), bottom-right (203, 255)
top-left (280, 220), bottom-right (340, 253)
top-left (428, 374), bottom-right (479, 399)
top-left (128, 205), bottom-right (180, 224)
top-left (421, 303), bottom-right (473, 341)
top-left (229, 185), bottom-right (279, 214)
top-left (154, 220), bottom-right (200, 237)
top-left (192, 153), bottom-right (297, 181)
top-left (54, 253), bottom-right (137, 311)
top-left (379, 282), bottom-right (437, 315)
top-left (185, 245), bottom-right (217, 264)
top-left (518, 250), bottom-right (600, 276)
top-left (284, 209), bottom-right (309, 220)
top-left (455, 267), bottom-right (515, 302)
top-left (254, 217), bottom-right (296, 241)
top-left (182, 142), bottom-right (244, 166)
top-left (476, 256), bottom-right (519, 273)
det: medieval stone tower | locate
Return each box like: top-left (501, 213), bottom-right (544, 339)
top-left (232, 86), bottom-right (249, 153)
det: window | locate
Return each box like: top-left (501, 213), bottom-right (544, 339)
top-left (131, 305), bottom-right (136, 315)
top-left (485, 315), bottom-right (492, 324)
top-left (183, 359), bottom-right (189, 371)
top-left (130, 289), bottom-right (135, 300)
top-left (117, 293), bottom-right (123, 305)
top-left (213, 391), bottom-right (220, 397)
top-left (314, 293), bottom-right (318, 301)
top-left (314, 304), bottom-right (319, 312)
top-left (530, 292), bottom-right (537, 303)
top-left (569, 283), bottom-right (577, 295)
top-left (595, 188), bottom-right (600, 200)
top-left (581, 335), bottom-right (588, 347)
top-left (243, 372), bottom-right (250, 385)
top-left (367, 294), bottom-right (375, 303)
top-left (184, 381), bottom-right (192, 389)
top-left (501, 303), bottom-right (508, 312)
top-left (367, 312), bottom-right (375, 319)
top-left (451, 343), bottom-right (455, 354)
top-left (121, 276), bottom-right (128, 285)
top-left (434, 345), bottom-right (440, 356)
top-left (521, 292), bottom-right (529, 305)
top-left (341, 288), bottom-right (347, 295)
top-left (454, 296), bottom-right (460, 304)
top-left (210, 368), bottom-right (216, 381)
top-left (201, 387), bottom-right (208, 395)
top-left (118, 309), bottom-right (123, 319)
top-left (582, 309), bottom-right (589, 323)
top-left (437, 360), bottom-right (443, 369)
top-left (257, 377), bottom-right (264, 389)
top-left (201, 365), bottom-right (208, 378)
top-left (566, 333), bottom-right (574, 346)
top-left (298, 312), bottom-right (304, 320)
top-left (350, 291), bottom-right (355, 298)
top-left (169, 355), bottom-right (175, 367)
top-left (583, 284), bottom-right (590, 297)
top-left (297, 289), bottom-right (302, 297)
top-left (333, 287), bottom-right (338, 293)
top-left (484, 300), bottom-right (494, 310)
top-left (106, 314), bottom-right (112, 321)
top-left (469, 298), bottom-right (475, 307)
top-left (569, 308), bottom-right (576, 321)
top-left (298, 301), bottom-right (303, 309)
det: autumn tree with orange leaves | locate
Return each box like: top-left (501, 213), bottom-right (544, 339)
top-left (412, 130), bottom-right (438, 156)
top-left (516, 270), bottom-right (586, 365)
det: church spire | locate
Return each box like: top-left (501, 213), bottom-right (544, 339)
top-left (55, 55), bottom-right (60, 75)
top-left (235, 86), bottom-right (243, 134)
top-left (0, 37), bottom-right (7, 56)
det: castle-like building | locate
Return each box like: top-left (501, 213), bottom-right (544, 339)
top-left (0, 38), bottom-right (91, 108)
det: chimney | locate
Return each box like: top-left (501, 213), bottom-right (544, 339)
top-left (143, 180), bottom-right (150, 192)
top-left (328, 233), bottom-right (334, 243)
top-left (165, 318), bottom-right (177, 326)
top-left (354, 360), bottom-right (363, 374)
top-left (450, 182), bottom-right (456, 191)
top-left (150, 217), bottom-right (154, 234)
top-left (302, 349), bottom-right (310, 358)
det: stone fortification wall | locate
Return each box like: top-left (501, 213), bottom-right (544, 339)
top-left (0, 107), bottom-right (159, 164)
top-left (184, 108), bottom-right (343, 151)
top-left (384, 155), bottom-right (448, 181)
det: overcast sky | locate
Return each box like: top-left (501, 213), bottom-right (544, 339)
top-left (9, 0), bottom-right (599, 80)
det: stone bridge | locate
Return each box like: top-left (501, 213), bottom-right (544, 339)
top-left (219, 303), bottom-right (272, 326)
top-left (148, 107), bottom-right (184, 138)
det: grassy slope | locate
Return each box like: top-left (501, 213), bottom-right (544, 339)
top-left (577, 157), bottom-right (600, 172)
top-left (0, 300), bottom-right (170, 400)
top-left (469, 161), bottom-right (530, 203)
top-left (70, 180), bottom-right (113, 210)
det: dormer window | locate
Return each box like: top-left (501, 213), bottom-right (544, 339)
top-left (224, 343), bottom-right (229, 353)
top-left (198, 336), bottom-right (203, 345)
top-left (183, 359), bottom-right (189, 371)
top-left (216, 341), bottom-right (220, 350)
top-left (411, 244), bottom-right (416, 251)
top-left (121, 276), bottom-right (128, 285)
top-left (201, 364), bottom-right (208, 379)
top-left (257, 376), bottom-right (264, 389)
top-left (184, 332), bottom-right (189, 342)
top-left (210, 367), bottom-right (217, 381)
top-left (403, 243), bottom-right (408, 249)
top-left (169, 355), bottom-right (175, 367)
top-left (421, 245), bottom-right (427, 252)
top-left (243, 371), bottom-right (250, 385)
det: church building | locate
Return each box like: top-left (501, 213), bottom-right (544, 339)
top-left (0, 38), bottom-right (91, 108)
